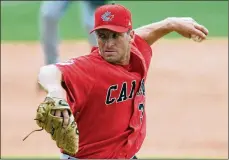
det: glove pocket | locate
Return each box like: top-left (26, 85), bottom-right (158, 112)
top-left (46, 112), bottom-right (64, 139)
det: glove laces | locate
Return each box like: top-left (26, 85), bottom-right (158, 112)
top-left (22, 118), bottom-right (44, 141)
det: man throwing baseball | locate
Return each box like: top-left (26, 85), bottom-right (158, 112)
top-left (34, 3), bottom-right (208, 159)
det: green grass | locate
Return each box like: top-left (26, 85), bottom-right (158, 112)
top-left (1, 1), bottom-right (228, 41)
top-left (1, 155), bottom-right (226, 159)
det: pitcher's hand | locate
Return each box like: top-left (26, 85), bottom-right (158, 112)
top-left (168, 17), bottom-right (209, 42)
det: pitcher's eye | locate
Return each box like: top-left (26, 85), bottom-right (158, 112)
top-left (98, 34), bottom-right (106, 39)
top-left (112, 33), bottom-right (119, 39)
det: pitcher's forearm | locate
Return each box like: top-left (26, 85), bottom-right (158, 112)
top-left (135, 18), bottom-right (175, 46)
top-left (38, 65), bottom-right (66, 99)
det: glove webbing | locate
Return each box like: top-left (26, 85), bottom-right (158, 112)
top-left (22, 100), bottom-right (54, 141)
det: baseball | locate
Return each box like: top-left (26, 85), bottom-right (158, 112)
top-left (191, 34), bottom-right (202, 42)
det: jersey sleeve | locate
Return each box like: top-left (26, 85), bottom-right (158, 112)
top-left (133, 34), bottom-right (153, 70)
top-left (55, 56), bottom-right (95, 115)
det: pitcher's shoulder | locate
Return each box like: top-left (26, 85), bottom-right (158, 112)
top-left (84, 47), bottom-right (105, 63)
top-left (132, 34), bottom-right (152, 55)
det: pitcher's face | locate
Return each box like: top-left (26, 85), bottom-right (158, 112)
top-left (96, 29), bottom-right (134, 65)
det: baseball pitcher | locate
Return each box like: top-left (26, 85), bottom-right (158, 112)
top-left (26, 3), bottom-right (208, 159)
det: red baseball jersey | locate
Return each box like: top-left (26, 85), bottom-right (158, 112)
top-left (55, 34), bottom-right (152, 159)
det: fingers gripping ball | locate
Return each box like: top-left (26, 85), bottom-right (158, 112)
top-left (24, 97), bottom-right (79, 156)
top-left (191, 34), bottom-right (202, 42)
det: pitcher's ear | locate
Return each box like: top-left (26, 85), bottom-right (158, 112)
top-left (129, 30), bottom-right (135, 43)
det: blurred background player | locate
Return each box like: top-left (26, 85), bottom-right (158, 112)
top-left (39, 0), bottom-right (107, 65)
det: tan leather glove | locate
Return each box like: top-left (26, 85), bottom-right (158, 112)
top-left (23, 97), bottom-right (79, 156)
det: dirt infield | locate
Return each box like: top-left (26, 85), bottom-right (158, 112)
top-left (1, 39), bottom-right (228, 158)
